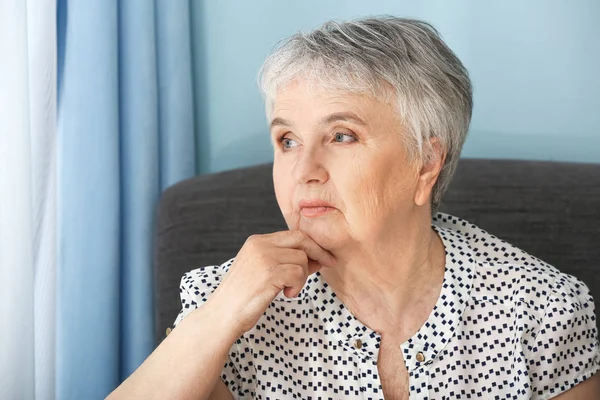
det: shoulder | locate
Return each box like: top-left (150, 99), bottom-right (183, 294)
top-left (433, 212), bottom-right (560, 273)
top-left (433, 212), bottom-right (577, 308)
top-left (525, 269), bottom-right (600, 397)
top-left (173, 258), bottom-right (235, 327)
top-left (433, 212), bottom-right (597, 340)
top-left (179, 258), bottom-right (234, 297)
top-left (434, 213), bottom-right (600, 397)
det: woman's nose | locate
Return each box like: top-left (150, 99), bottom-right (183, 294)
top-left (293, 146), bottom-right (328, 185)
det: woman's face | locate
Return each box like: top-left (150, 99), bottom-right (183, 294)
top-left (270, 79), bottom-right (424, 252)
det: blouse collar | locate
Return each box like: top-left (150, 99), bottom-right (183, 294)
top-left (277, 223), bottom-right (475, 372)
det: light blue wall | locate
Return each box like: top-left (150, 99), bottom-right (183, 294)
top-left (191, 0), bottom-right (600, 174)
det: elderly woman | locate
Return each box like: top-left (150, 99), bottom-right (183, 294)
top-left (109, 17), bottom-right (600, 399)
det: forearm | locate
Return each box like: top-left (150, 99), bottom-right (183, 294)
top-left (107, 301), bottom-right (240, 400)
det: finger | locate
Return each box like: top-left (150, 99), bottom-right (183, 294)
top-left (276, 248), bottom-right (322, 276)
top-left (276, 250), bottom-right (310, 281)
top-left (275, 248), bottom-right (309, 268)
top-left (270, 230), bottom-right (336, 267)
top-left (283, 285), bottom-right (305, 298)
top-left (307, 259), bottom-right (323, 275)
top-left (295, 232), bottom-right (337, 267)
top-left (277, 263), bottom-right (309, 298)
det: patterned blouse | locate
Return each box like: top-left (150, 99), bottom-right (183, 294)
top-left (174, 213), bottom-right (600, 399)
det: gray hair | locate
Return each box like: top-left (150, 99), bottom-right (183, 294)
top-left (258, 16), bottom-right (473, 214)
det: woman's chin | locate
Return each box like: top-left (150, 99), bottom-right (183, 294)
top-left (298, 217), bottom-right (346, 251)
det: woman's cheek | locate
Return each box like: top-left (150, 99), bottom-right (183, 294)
top-left (273, 172), bottom-right (293, 217)
top-left (352, 150), bottom-right (396, 219)
top-left (335, 170), bottom-right (377, 226)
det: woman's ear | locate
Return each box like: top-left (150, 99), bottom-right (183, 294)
top-left (414, 138), bottom-right (446, 207)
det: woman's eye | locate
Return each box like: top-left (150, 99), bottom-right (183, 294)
top-left (334, 133), bottom-right (357, 143)
top-left (280, 137), bottom-right (299, 149)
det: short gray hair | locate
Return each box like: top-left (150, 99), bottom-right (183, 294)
top-left (258, 16), bottom-right (473, 214)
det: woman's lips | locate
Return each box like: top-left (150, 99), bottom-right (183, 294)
top-left (300, 206), bottom-right (335, 218)
top-left (298, 199), bottom-right (336, 218)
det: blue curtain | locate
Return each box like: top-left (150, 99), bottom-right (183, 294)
top-left (56, 0), bottom-right (196, 398)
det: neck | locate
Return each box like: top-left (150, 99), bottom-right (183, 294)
top-left (319, 215), bottom-right (446, 339)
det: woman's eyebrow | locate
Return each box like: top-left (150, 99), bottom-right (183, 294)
top-left (319, 112), bottom-right (367, 127)
top-left (270, 117), bottom-right (292, 131)
top-left (270, 112), bottom-right (367, 131)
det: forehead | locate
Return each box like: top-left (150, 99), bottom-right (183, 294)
top-left (274, 79), bottom-right (382, 112)
top-left (270, 78), bottom-right (398, 127)
top-left (276, 78), bottom-right (360, 102)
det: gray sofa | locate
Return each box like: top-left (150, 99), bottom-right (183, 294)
top-left (154, 158), bottom-right (600, 344)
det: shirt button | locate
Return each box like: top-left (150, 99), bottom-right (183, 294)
top-left (416, 352), bottom-right (425, 362)
top-left (165, 327), bottom-right (172, 337)
top-left (354, 339), bottom-right (363, 349)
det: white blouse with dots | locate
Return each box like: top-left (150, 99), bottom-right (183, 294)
top-left (174, 213), bottom-right (600, 399)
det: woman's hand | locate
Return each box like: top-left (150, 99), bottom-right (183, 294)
top-left (206, 230), bottom-right (336, 336)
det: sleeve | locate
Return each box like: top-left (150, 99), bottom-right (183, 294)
top-left (172, 265), bottom-right (219, 328)
top-left (172, 259), bottom-right (252, 399)
top-left (526, 273), bottom-right (600, 399)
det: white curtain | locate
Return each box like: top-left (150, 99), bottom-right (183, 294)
top-left (0, 1), bottom-right (57, 399)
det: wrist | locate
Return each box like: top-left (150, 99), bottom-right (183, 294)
top-left (190, 296), bottom-right (244, 342)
